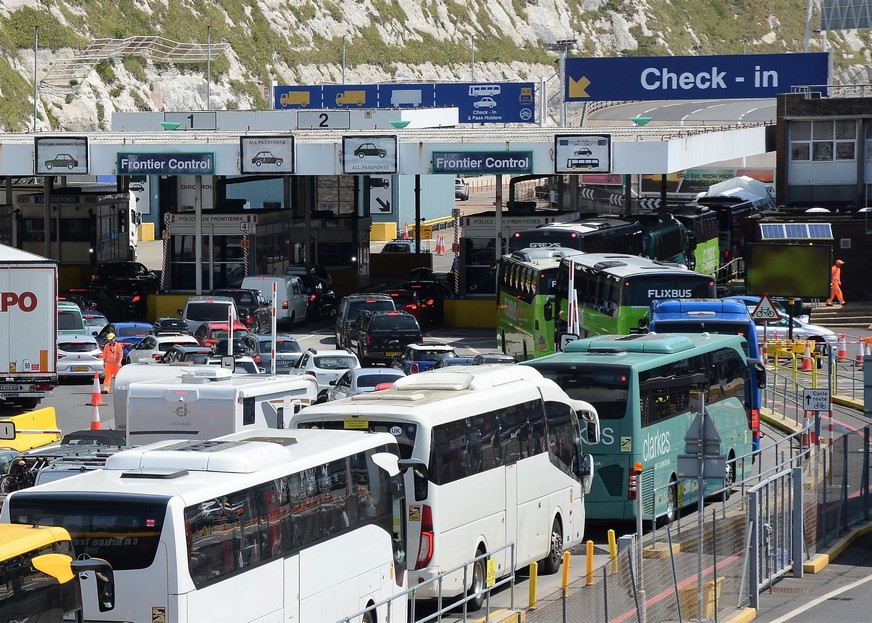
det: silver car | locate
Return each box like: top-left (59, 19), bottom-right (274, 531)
top-left (244, 334), bottom-right (303, 374)
top-left (327, 368), bottom-right (405, 401)
top-left (57, 334), bottom-right (104, 380)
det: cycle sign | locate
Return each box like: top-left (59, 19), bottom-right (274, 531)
top-left (751, 294), bottom-right (781, 322)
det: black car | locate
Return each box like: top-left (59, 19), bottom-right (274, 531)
top-left (153, 317), bottom-right (189, 334)
top-left (348, 311), bottom-right (422, 366)
top-left (211, 338), bottom-right (256, 357)
top-left (97, 279), bottom-right (151, 320)
top-left (91, 261), bottom-right (159, 290)
top-left (334, 293), bottom-right (396, 349)
top-left (212, 288), bottom-right (272, 333)
top-left (299, 274), bottom-right (336, 320)
top-left (159, 344), bottom-right (213, 365)
top-left (401, 279), bottom-right (452, 325)
top-left (286, 264), bottom-right (333, 286)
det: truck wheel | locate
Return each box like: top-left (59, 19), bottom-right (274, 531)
top-left (17, 398), bottom-right (39, 410)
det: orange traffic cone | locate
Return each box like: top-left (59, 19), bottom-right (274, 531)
top-left (437, 235), bottom-right (445, 255)
top-left (857, 340), bottom-right (866, 369)
top-left (89, 404), bottom-right (102, 430)
top-left (801, 343), bottom-right (813, 372)
top-left (837, 333), bottom-right (848, 361)
top-left (402, 223), bottom-right (409, 240)
top-left (90, 371), bottom-right (103, 407)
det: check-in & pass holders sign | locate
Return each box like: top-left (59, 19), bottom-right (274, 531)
top-left (432, 151), bottom-right (533, 175)
top-left (116, 153), bottom-right (215, 175)
top-left (341, 136), bottom-right (398, 174)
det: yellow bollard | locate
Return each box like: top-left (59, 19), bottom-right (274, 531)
top-left (586, 540), bottom-right (594, 586)
top-left (528, 561), bottom-right (538, 609)
top-left (561, 551), bottom-right (571, 589)
top-left (608, 529), bottom-right (618, 573)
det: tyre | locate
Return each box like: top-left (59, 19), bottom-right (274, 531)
top-left (17, 398), bottom-right (39, 410)
top-left (539, 518), bottom-right (564, 575)
top-left (467, 550), bottom-right (486, 612)
top-left (723, 452), bottom-right (735, 501)
top-left (361, 609), bottom-right (375, 623)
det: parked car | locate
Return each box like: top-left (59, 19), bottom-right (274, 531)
top-left (291, 348), bottom-right (361, 399)
top-left (159, 344), bottom-right (213, 365)
top-left (124, 333), bottom-right (200, 365)
top-left (95, 322), bottom-right (155, 356)
top-left (193, 320), bottom-right (250, 349)
top-left (207, 354), bottom-right (262, 374)
top-left (433, 353), bottom-right (516, 368)
top-left (348, 311), bottom-right (423, 366)
top-left (299, 274), bottom-right (336, 320)
top-left (82, 311), bottom-right (109, 335)
top-left (211, 337), bottom-right (256, 357)
top-left (60, 287), bottom-right (102, 312)
top-left (91, 261), bottom-right (159, 290)
top-left (242, 334), bottom-right (303, 374)
top-left (381, 288), bottom-right (430, 325)
top-left (455, 177), bottom-right (469, 201)
top-left (153, 317), bottom-right (189, 334)
top-left (401, 279), bottom-right (452, 325)
top-left (56, 334), bottom-right (104, 381)
top-left (57, 301), bottom-right (86, 336)
top-left (286, 264), bottom-right (333, 286)
top-left (179, 295), bottom-right (239, 334)
top-left (96, 279), bottom-right (151, 320)
top-left (391, 342), bottom-right (458, 375)
top-left (327, 368), bottom-right (405, 401)
top-left (381, 240), bottom-right (424, 254)
top-left (334, 293), bottom-right (396, 349)
top-left (240, 275), bottom-right (309, 327)
top-left (212, 288), bottom-right (272, 333)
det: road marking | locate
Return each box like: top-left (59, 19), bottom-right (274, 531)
top-left (765, 572), bottom-right (872, 623)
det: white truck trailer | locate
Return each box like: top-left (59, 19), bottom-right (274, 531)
top-left (126, 370), bottom-right (318, 446)
top-left (0, 244), bottom-right (57, 409)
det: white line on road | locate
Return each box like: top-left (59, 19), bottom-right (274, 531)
top-left (765, 571), bottom-right (872, 623)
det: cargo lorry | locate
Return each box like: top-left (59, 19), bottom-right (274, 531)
top-left (126, 369), bottom-right (318, 446)
top-left (0, 244), bottom-right (57, 409)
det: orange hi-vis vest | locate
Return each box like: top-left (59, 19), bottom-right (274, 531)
top-left (103, 342), bottom-right (124, 366)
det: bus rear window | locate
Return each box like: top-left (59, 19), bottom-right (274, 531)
top-left (530, 364), bottom-right (629, 420)
top-left (7, 494), bottom-right (169, 570)
top-left (298, 420), bottom-right (417, 459)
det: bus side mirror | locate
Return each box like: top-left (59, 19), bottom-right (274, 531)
top-left (71, 557), bottom-right (115, 612)
top-left (398, 458), bottom-right (429, 502)
top-left (579, 453), bottom-right (595, 494)
top-left (543, 296), bottom-right (554, 322)
top-left (578, 409), bottom-right (600, 444)
top-left (749, 358), bottom-right (767, 389)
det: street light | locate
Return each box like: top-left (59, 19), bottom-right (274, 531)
top-left (545, 38), bottom-right (577, 127)
top-left (342, 35), bottom-right (347, 85)
top-left (206, 25), bottom-right (211, 111)
top-left (470, 35), bottom-right (475, 82)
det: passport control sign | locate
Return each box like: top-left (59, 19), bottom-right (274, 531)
top-left (564, 53), bottom-right (829, 101)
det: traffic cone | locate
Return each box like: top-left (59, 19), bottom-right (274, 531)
top-left (89, 371), bottom-right (103, 407)
top-left (856, 340), bottom-right (866, 369)
top-left (437, 235), bottom-right (445, 256)
top-left (89, 404), bottom-right (102, 430)
top-left (402, 223), bottom-right (409, 240)
top-left (801, 343), bottom-right (813, 372)
top-left (837, 333), bottom-right (848, 361)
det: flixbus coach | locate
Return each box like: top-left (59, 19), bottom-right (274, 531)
top-left (523, 333), bottom-right (765, 523)
top-left (1, 428), bottom-right (409, 623)
top-left (291, 364), bottom-right (599, 610)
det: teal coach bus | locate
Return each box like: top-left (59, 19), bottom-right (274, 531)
top-left (523, 333), bottom-right (765, 522)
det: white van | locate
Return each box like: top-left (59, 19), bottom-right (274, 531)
top-left (126, 370), bottom-right (318, 446)
top-left (241, 275), bottom-right (308, 326)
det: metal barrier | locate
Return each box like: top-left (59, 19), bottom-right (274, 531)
top-left (335, 542), bottom-right (517, 623)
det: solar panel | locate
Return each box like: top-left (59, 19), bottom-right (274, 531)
top-left (758, 223), bottom-right (833, 239)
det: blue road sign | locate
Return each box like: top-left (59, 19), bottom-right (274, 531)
top-left (565, 53), bottom-right (829, 101)
top-left (274, 82), bottom-right (536, 123)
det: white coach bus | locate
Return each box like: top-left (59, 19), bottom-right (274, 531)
top-left (291, 364), bottom-right (599, 609)
top-left (1, 429), bottom-right (408, 623)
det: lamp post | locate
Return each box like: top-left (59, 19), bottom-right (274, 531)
top-left (206, 26), bottom-right (211, 111)
top-left (470, 35), bottom-right (475, 82)
top-left (342, 35), bottom-right (347, 85)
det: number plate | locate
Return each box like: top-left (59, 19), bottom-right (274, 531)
top-left (0, 384), bottom-right (20, 392)
top-left (71, 366), bottom-right (90, 372)
top-left (385, 352), bottom-right (401, 357)
top-left (344, 419), bottom-right (369, 430)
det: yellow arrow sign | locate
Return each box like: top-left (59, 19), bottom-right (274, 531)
top-left (569, 75), bottom-right (591, 99)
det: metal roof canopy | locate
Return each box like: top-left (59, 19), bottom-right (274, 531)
top-left (0, 124), bottom-right (768, 177)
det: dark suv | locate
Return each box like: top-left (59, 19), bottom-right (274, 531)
top-left (212, 288), bottom-right (272, 333)
top-left (348, 311), bottom-right (422, 366)
top-left (91, 261), bottom-right (159, 290)
top-left (334, 293), bottom-right (396, 349)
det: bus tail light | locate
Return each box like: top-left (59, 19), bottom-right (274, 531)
top-left (628, 472), bottom-right (638, 500)
top-left (415, 505), bottom-right (434, 570)
top-left (750, 408), bottom-right (760, 438)
top-left (282, 301), bottom-right (289, 309)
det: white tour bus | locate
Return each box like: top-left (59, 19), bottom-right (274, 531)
top-left (1, 428), bottom-right (409, 623)
top-left (291, 364), bottom-right (599, 609)
top-left (126, 370), bottom-right (318, 446)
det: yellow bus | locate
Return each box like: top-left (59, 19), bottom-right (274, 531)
top-left (0, 524), bottom-right (115, 623)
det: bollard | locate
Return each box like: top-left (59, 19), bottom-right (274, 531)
top-left (562, 551), bottom-right (571, 589)
top-left (586, 540), bottom-right (594, 586)
top-left (528, 561), bottom-right (538, 609)
top-left (608, 529), bottom-right (618, 573)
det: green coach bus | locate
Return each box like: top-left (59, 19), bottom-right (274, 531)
top-left (554, 253), bottom-right (716, 342)
top-left (523, 333), bottom-right (764, 522)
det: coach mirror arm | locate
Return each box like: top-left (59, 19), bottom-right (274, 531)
top-left (398, 458), bottom-right (429, 502)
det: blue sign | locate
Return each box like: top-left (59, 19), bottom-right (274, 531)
top-left (565, 53), bottom-right (829, 101)
top-left (117, 153), bottom-right (214, 176)
top-left (432, 151), bottom-right (533, 174)
top-left (274, 82), bottom-right (536, 124)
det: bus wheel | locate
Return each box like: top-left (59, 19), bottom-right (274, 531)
top-left (468, 548), bottom-right (486, 611)
top-left (361, 607), bottom-right (375, 623)
top-left (540, 519), bottom-right (563, 575)
top-left (724, 452), bottom-right (736, 500)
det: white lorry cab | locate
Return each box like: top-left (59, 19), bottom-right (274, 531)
top-left (126, 369), bottom-right (318, 446)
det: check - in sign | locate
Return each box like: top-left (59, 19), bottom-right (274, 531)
top-left (117, 153), bottom-right (214, 175)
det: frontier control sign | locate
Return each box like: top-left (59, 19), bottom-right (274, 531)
top-left (565, 53), bottom-right (828, 101)
top-left (117, 153), bottom-right (215, 175)
top-left (432, 151), bottom-right (533, 175)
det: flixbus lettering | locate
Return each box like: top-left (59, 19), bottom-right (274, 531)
top-left (647, 289), bottom-right (692, 299)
